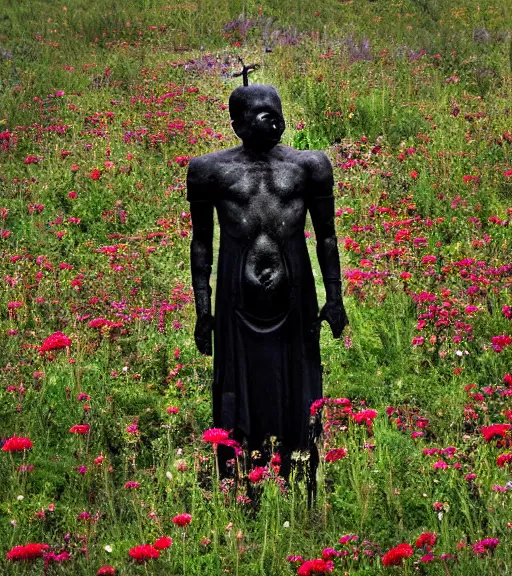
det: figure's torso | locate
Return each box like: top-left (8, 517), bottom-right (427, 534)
top-left (204, 145), bottom-right (313, 318)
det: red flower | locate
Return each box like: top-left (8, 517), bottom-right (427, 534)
top-left (97, 566), bottom-right (116, 575)
top-left (382, 543), bottom-right (414, 566)
top-left (496, 453), bottom-right (512, 467)
top-left (352, 409), bottom-right (378, 425)
top-left (128, 544), bottom-right (160, 562)
top-left (325, 448), bottom-right (348, 463)
top-left (69, 424), bottom-right (90, 435)
top-left (153, 536), bottom-right (172, 550)
top-left (6, 543), bottom-right (49, 561)
top-left (2, 436), bottom-right (33, 452)
top-left (172, 513), bottom-right (192, 527)
top-left (202, 428), bottom-right (229, 445)
top-left (247, 467), bottom-right (268, 483)
top-left (410, 170), bottom-right (419, 179)
top-left (90, 168), bottom-right (102, 180)
top-left (39, 331), bottom-right (71, 354)
top-left (297, 558), bottom-right (334, 575)
top-left (481, 424), bottom-right (510, 442)
top-left (415, 532), bottom-right (437, 549)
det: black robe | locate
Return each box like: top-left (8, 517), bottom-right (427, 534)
top-left (212, 225), bottom-right (322, 452)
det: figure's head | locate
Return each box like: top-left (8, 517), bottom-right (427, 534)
top-left (229, 84), bottom-right (285, 151)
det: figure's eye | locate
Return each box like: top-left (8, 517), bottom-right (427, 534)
top-left (256, 112), bottom-right (277, 130)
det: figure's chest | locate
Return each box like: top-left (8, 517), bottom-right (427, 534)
top-left (220, 161), bottom-right (306, 204)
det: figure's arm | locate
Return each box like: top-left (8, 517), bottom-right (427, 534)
top-left (187, 157), bottom-right (214, 355)
top-left (307, 151), bottom-right (348, 338)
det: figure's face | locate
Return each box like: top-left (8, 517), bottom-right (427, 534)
top-left (232, 94), bottom-right (286, 151)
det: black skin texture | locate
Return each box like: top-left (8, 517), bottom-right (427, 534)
top-left (189, 84), bottom-right (348, 352)
top-left (187, 85), bottom-right (348, 497)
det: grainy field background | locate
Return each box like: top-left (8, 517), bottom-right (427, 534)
top-left (0, 0), bottom-right (511, 574)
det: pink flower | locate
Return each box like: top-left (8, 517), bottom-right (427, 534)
top-left (202, 428), bottom-right (229, 445)
top-left (39, 331), bottom-right (71, 354)
top-left (472, 538), bottom-right (499, 555)
top-left (90, 168), bottom-right (102, 180)
top-left (167, 406), bottom-right (179, 414)
top-left (297, 558), bottom-right (334, 575)
top-left (247, 467), bottom-right (268, 484)
top-left (172, 513), bottom-right (192, 527)
top-left (124, 481), bottom-right (140, 489)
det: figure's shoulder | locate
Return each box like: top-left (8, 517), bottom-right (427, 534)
top-left (299, 149), bottom-right (333, 176)
top-left (276, 146), bottom-right (332, 174)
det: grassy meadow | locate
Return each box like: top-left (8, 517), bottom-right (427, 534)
top-left (0, 0), bottom-right (511, 573)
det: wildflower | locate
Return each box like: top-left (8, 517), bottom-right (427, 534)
top-left (415, 532), bottom-right (437, 549)
top-left (124, 481), bottom-right (140, 489)
top-left (153, 537), bottom-right (172, 550)
top-left (39, 331), bottom-right (71, 353)
top-left (247, 466), bottom-right (268, 484)
top-left (322, 548), bottom-right (341, 560)
top-left (382, 543), bottom-right (414, 566)
top-left (128, 544), bottom-right (160, 562)
top-left (287, 555), bottom-right (304, 564)
top-left (410, 170), bottom-right (419, 179)
top-left (97, 566), bottom-right (116, 575)
top-left (167, 406), bottom-right (179, 414)
top-left (90, 168), bottom-right (102, 180)
top-left (472, 538), bottom-right (499, 555)
top-left (297, 558), bottom-right (334, 575)
top-left (2, 436), bottom-right (33, 452)
top-left (481, 424), bottom-right (510, 442)
top-left (496, 453), bottom-right (512, 467)
top-left (325, 448), bottom-right (348, 463)
top-left (6, 543), bottom-right (49, 560)
top-left (202, 428), bottom-right (229, 445)
top-left (432, 460), bottom-right (449, 469)
top-left (126, 423), bottom-right (138, 435)
top-left (77, 512), bottom-right (91, 521)
top-left (310, 397), bottom-right (327, 415)
top-left (352, 409), bottom-right (378, 425)
top-left (69, 424), bottom-right (90, 434)
top-left (172, 513), bottom-right (192, 527)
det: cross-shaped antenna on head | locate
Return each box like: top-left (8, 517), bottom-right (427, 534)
top-left (232, 57), bottom-right (260, 86)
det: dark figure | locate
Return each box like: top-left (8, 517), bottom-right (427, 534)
top-left (187, 84), bottom-right (348, 501)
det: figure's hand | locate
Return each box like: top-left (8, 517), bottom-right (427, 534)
top-left (194, 314), bottom-right (214, 356)
top-left (318, 301), bottom-right (349, 339)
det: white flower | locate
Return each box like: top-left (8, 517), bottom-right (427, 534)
top-left (166, 471), bottom-right (173, 481)
top-left (283, 521), bottom-right (290, 528)
top-left (104, 545), bottom-right (113, 553)
top-left (16, 495), bottom-right (24, 501)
